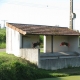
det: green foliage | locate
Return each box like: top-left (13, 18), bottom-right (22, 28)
top-left (39, 35), bottom-right (43, 43)
top-left (0, 29), bottom-right (6, 42)
top-left (39, 35), bottom-right (43, 48)
top-left (0, 52), bottom-right (36, 80)
top-left (0, 52), bottom-right (51, 80)
top-left (0, 29), bottom-right (6, 48)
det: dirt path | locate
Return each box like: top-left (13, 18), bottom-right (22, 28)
top-left (0, 49), bottom-right (6, 52)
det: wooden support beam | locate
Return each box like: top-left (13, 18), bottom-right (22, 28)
top-left (51, 35), bottom-right (53, 53)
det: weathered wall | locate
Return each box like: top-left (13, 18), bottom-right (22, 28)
top-left (23, 35), bottom-right (39, 48)
top-left (45, 35), bottom-right (80, 53)
top-left (20, 48), bottom-right (40, 65)
top-left (6, 26), bottom-right (11, 53)
top-left (46, 36), bottom-right (51, 52)
top-left (6, 26), bottom-right (39, 56)
top-left (53, 36), bottom-right (69, 52)
top-left (6, 26), bottom-right (21, 56)
top-left (46, 36), bottom-right (69, 52)
top-left (39, 56), bottom-right (80, 70)
top-left (68, 36), bottom-right (80, 53)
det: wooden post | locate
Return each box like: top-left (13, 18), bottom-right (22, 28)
top-left (51, 35), bottom-right (53, 53)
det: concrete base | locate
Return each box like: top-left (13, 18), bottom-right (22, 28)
top-left (39, 52), bottom-right (80, 70)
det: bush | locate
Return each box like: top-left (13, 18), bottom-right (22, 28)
top-left (39, 35), bottom-right (43, 48)
top-left (0, 29), bottom-right (6, 48)
top-left (39, 35), bottom-right (43, 43)
top-left (0, 61), bottom-right (36, 80)
top-left (0, 52), bottom-right (38, 80)
top-left (0, 29), bottom-right (6, 42)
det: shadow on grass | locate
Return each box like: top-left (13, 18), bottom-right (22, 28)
top-left (36, 66), bottom-right (80, 80)
top-left (38, 77), bottom-right (62, 80)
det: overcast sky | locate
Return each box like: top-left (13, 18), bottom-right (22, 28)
top-left (0, 0), bottom-right (80, 30)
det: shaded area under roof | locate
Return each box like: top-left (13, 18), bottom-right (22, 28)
top-left (6, 23), bottom-right (80, 36)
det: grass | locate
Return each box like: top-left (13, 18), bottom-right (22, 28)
top-left (0, 52), bottom-right (80, 80)
top-left (40, 48), bottom-right (43, 53)
top-left (0, 42), bottom-right (6, 48)
top-left (38, 75), bottom-right (80, 80)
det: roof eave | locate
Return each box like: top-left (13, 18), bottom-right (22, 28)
top-left (6, 23), bottom-right (26, 35)
top-left (27, 33), bottom-right (80, 36)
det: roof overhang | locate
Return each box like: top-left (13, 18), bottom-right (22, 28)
top-left (6, 23), bottom-right (80, 36)
top-left (6, 23), bottom-right (26, 35)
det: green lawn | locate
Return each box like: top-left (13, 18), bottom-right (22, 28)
top-left (38, 75), bottom-right (80, 80)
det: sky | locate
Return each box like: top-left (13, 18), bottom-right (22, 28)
top-left (0, 0), bottom-right (80, 30)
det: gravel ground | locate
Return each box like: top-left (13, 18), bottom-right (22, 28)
top-left (0, 49), bottom-right (6, 52)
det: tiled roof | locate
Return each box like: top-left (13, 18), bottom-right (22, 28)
top-left (6, 23), bottom-right (80, 35)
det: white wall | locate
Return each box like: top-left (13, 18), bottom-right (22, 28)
top-left (68, 36), bottom-right (80, 53)
top-left (45, 35), bottom-right (80, 53)
top-left (53, 36), bottom-right (69, 52)
top-left (46, 36), bottom-right (69, 52)
top-left (20, 48), bottom-right (40, 65)
top-left (6, 26), bottom-right (21, 56)
top-left (6, 27), bottom-right (11, 53)
top-left (12, 29), bottom-right (21, 56)
top-left (23, 35), bottom-right (39, 48)
top-left (46, 36), bottom-right (51, 52)
top-left (6, 27), bottom-right (39, 56)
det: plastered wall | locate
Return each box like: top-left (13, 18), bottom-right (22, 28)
top-left (46, 36), bottom-right (69, 52)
